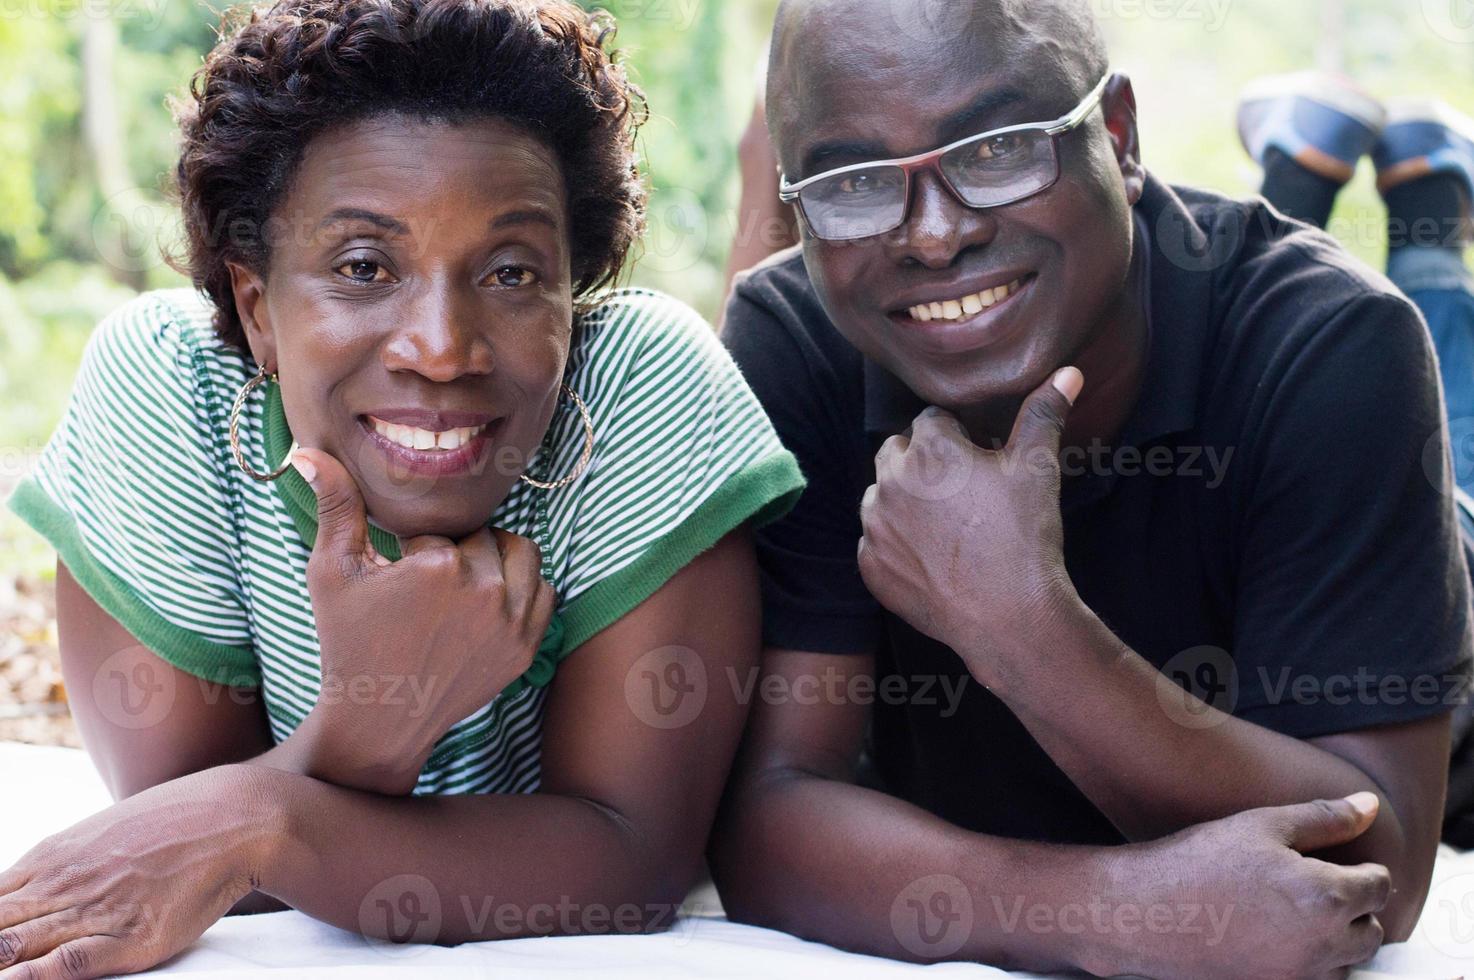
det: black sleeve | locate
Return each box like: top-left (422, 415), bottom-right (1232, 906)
top-left (1231, 292), bottom-right (1474, 738)
top-left (721, 276), bottom-right (883, 655)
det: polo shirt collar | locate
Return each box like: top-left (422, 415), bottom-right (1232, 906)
top-left (863, 173), bottom-right (1214, 448)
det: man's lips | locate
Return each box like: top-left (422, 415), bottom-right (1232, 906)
top-left (888, 270), bottom-right (1036, 323)
top-left (883, 272), bottom-right (1038, 356)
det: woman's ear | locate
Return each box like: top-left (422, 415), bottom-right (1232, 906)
top-left (227, 260), bottom-right (277, 370)
top-left (1103, 74), bottom-right (1146, 208)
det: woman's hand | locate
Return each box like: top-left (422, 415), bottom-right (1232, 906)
top-left (290, 448), bottom-right (557, 794)
top-left (0, 765), bottom-right (276, 979)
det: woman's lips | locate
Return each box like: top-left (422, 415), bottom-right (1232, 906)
top-left (358, 415), bottom-right (502, 478)
top-left (887, 273), bottom-right (1038, 356)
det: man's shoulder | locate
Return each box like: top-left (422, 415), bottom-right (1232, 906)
top-left (1156, 178), bottom-right (1415, 323)
top-left (1148, 178), bottom-right (1427, 395)
top-left (723, 248), bottom-right (868, 434)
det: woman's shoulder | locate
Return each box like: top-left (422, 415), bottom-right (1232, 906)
top-left (90, 288), bottom-right (248, 377)
top-left (86, 287), bottom-right (255, 400)
top-left (574, 287), bottom-right (725, 367)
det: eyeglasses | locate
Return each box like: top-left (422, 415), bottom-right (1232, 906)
top-left (779, 73), bottom-right (1113, 242)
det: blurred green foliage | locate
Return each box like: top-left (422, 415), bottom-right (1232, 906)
top-left (0, 0), bottom-right (1471, 579)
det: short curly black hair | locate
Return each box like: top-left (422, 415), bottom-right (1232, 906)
top-left (171, 0), bottom-right (648, 349)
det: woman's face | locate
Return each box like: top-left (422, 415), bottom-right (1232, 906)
top-left (230, 115), bottom-right (574, 540)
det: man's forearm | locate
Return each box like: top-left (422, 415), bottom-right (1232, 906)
top-left (976, 599), bottom-right (1410, 881)
top-left (236, 763), bottom-right (684, 943)
top-left (710, 768), bottom-right (1131, 975)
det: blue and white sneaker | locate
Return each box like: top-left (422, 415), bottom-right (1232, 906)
top-left (1374, 99), bottom-right (1474, 204)
top-left (1238, 71), bottom-right (1387, 183)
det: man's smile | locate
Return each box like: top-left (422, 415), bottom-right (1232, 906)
top-left (886, 271), bottom-right (1038, 355)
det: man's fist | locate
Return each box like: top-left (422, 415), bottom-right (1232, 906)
top-left (857, 368), bottom-right (1083, 678)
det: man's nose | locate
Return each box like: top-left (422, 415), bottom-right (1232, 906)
top-left (882, 169), bottom-right (998, 269)
top-left (381, 283), bottom-right (495, 382)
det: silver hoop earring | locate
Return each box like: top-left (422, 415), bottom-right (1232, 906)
top-left (229, 366), bottom-right (298, 482)
top-left (520, 384), bottom-right (595, 491)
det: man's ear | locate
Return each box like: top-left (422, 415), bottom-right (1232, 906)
top-left (1102, 74), bottom-right (1146, 207)
top-left (227, 260), bottom-right (277, 370)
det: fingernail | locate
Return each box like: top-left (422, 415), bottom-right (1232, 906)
top-left (1346, 791), bottom-right (1379, 817)
top-left (1052, 367), bottom-right (1084, 405)
top-left (290, 451), bottom-right (317, 487)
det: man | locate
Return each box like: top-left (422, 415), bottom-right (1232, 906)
top-left (712, 1), bottom-right (1474, 975)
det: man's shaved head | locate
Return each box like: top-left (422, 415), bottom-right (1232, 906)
top-left (769, 0), bottom-right (1110, 160)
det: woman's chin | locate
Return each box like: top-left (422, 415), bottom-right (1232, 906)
top-left (365, 501), bottom-right (495, 544)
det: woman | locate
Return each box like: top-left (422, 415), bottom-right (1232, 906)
top-left (0, 0), bottom-right (803, 974)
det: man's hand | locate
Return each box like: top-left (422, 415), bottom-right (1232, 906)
top-left (857, 367), bottom-right (1083, 681)
top-left (1102, 793), bottom-right (1390, 980)
top-left (290, 447), bottom-right (557, 794)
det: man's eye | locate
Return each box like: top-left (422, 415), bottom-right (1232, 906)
top-left (335, 259), bottom-right (390, 284)
top-left (491, 266), bottom-right (537, 288)
top-left (835, 171), bottom-right (898, 197)
top-left (976, 134), bottom-right (1025, 160)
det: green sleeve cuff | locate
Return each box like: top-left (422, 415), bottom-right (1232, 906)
top-left (557, 450), bottom-right (806, 655)
top-left (6, 479), bottom-right (261, 688)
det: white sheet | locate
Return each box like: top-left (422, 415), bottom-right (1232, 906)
top-left (3, 741), bottom-right (1470, 978)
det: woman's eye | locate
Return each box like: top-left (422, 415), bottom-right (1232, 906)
top-left (491, 266), bottom-right (537, 288)
top-left (334, 259), bottom-right (391, 284)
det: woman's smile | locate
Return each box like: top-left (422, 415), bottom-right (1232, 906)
top-left (357, 411), bottom-right (505, 478)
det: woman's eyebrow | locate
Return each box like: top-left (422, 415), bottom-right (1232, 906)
top-left (316, 207), bottom-right (409, 234)
top-left (491, 208), bottom-right (558, 232)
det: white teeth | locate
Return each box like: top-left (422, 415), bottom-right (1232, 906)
top-left (906, 278), bottom-right (1026, 323)
top-left (369, 417), bottom-right (488, 451)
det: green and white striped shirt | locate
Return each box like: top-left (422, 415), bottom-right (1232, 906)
top-left (9, 287), bottom-right (803, 795)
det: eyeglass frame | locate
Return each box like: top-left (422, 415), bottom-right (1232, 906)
top-left (777, 71), bottom-right (1115, 241)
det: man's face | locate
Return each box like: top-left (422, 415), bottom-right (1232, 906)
top-left (771, 3), bottom-right (1141, 411)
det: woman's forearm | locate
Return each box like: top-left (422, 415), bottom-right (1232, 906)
top-left (226, 706), bottom-right (431, 915)
top-left (236, 763), bottom-right (685, 943)
top-left (237, 705), bottom-right (428, 795)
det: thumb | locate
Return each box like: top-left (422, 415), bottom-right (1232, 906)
top-left (1280, 793), bottom-right (1381, 854)
top-left (1007, 367), bottom-right (1083, 454)
top-left (290, 448), bottom-right (375, 563)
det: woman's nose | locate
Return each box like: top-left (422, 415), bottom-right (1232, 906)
top-left (381, 287), bottom-right (495, 381)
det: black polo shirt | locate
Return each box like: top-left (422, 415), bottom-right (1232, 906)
top-left (722, 174), bottom-right (1474, 846)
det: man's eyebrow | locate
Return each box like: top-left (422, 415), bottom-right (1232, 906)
top-left (799, 86), bottom-right (1034, 177)
top-left (317, 208), bottom-right (409, 235)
